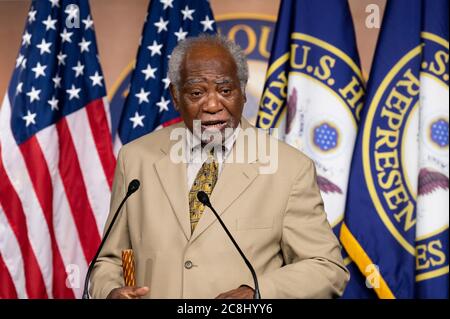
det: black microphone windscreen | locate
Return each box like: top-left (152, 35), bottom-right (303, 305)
top-left (197, 191), bottom-right (210, 206)
top-left (127, 179), bottom-right (140, 195)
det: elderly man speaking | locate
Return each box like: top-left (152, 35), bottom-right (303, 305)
top-left (90, 35), bottom-right (349, 299)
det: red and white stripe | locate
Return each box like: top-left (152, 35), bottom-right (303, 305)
top-left (0, 94), bottom-right (115, 299)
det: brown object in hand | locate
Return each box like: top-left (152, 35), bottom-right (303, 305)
top-left (122, 249), bottom-right (136, 287)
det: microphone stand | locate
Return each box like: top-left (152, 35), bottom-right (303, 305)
top-left (197, 191), bottom-right (261, 299)
top-left (82, 180), bottom-right (140, 299)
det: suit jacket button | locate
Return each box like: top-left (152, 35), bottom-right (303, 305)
top-left (184, 260), bottom-right (193, 269)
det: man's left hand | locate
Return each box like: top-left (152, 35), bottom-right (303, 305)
top-left (215, 286), bottom-right (254, 299)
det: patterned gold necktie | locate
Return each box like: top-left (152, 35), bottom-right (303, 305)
top-left (189, 150), bottom-right (218, 234)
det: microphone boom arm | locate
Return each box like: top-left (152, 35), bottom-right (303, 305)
top-left (82, 179), bottom-right (140, 299)
top-left (197, 191), bottom-right (261, 299)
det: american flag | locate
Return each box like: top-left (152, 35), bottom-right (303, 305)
top-left (0, 0), bottom-right (115, 298)
top-left (115, 0), bottom-right (216, 149)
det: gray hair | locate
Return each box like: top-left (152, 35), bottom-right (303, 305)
top-left (168, 34), bottom-right (249, 95)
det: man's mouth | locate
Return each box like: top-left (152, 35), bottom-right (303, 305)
top-left (201, 120), bottom-right (228, 130)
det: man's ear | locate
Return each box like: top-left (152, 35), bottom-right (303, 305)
top-left (169, 83), bottom-right (179, 111)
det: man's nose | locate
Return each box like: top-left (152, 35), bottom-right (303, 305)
top-left (203, 91), bottom-right (223, 113)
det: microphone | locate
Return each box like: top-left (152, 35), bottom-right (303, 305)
top-left (82, 179), bottom-right (141, 299)
top-left (197, 191), bottom-right (261, 299)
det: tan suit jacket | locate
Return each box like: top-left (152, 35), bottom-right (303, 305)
top-left (90, 119), bottom-right (349, 298)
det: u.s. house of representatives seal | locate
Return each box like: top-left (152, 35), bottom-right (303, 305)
top-left (258, 32), bottom-right (365, 229)
top-left (363, 32), bottom-right (448, 281)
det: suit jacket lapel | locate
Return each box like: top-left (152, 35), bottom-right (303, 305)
top-left (153, 119), bottom-right (261, 243)
top-left (189, 162), bottom-right (258, 243)
top-left (154, 128), bottom-right (191, 241)
top-left (190, 119), bottom-right (259, 243)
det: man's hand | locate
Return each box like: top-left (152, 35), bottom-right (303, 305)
top-left (215, 286), bottom-right (254, 299)
top-left (106, 286), bottom-right (149, 299)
